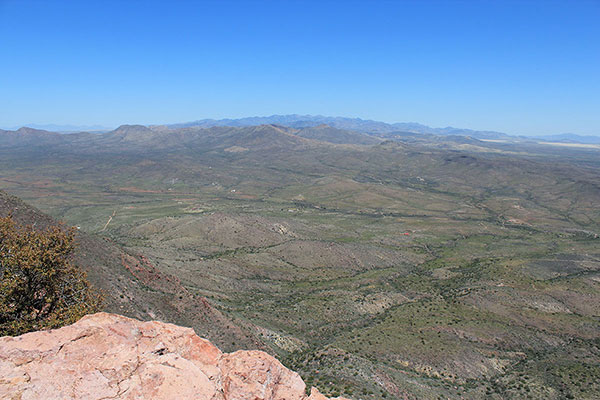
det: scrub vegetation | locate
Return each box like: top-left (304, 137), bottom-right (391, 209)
top-left (0, 216), bottom-right (101, 335)
top-left (0, 124), bottom-right (599, 398)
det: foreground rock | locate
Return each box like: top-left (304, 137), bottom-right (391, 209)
top-left (0, 313), bottom-right (348, 400)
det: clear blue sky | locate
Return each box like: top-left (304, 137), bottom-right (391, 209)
top-left (1, 0), bottom-right (598, 135)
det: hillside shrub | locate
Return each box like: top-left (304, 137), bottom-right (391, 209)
top-left (0, 216), bottom-right (101, 336)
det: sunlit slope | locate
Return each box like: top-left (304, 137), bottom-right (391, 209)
top-left (0, 124), bottom-right (599, 399)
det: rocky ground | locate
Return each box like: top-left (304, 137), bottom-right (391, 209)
top-left (0, 313), bottom-right (348, 400)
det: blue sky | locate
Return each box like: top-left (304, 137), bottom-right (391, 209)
top-left (1, 0), bottom-right (598, 135)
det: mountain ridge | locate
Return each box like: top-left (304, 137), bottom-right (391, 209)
top-left (4, 115), bottom-right (599, 145)
top-left (161, 114), bottom-right (599, 143)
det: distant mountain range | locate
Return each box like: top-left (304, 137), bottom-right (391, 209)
top-left (2, 123), bottom-right (112, 132)
top-left (533, 133), bottom-right (600, 144)
top-left (164, 115), bottom-right (599, 144)
top-left (164, 114), bottom-right (514, 140)
top-left (4, 115), bottom-right (599, 144)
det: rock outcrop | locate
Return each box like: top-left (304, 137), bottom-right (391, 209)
top-left (0, 313), bottom-right (348, 400)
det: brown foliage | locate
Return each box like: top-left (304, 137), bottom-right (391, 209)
top-left (0, 216), bottom-right (102, 336)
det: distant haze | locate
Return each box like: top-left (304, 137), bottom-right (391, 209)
top-left (3, 115), bottom-right (598, 142)
top-left (1, 1), bottom-right (598, 135)
top-left (3, 123), bottom-right (113, 133)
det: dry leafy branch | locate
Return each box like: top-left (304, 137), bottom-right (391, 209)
top-left (0, 216), bottom-right (102, 336)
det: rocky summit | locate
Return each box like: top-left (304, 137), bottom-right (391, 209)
top-left (0, 313), bottom-right (348, 400)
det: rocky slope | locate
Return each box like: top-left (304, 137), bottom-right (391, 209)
top-left (0, 313), bottom-right (348, 400)
top-left (0, 190), bottom-right (265, 353)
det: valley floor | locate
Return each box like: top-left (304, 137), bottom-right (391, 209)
top-left (1, 125), bottom-right (599, 399)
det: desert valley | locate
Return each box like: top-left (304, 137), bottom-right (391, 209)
top-left (1, 117), bottom-right (599, 399)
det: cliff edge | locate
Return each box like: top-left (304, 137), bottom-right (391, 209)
top-left (0, 313), bottom-right (348, 400)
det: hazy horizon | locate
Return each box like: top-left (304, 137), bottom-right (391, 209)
top-left (1, 0), bottom-right (599, 136)
top-left (3, 114), bottom-right (599, 138)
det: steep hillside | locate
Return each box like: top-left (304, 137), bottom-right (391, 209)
top-left (294, 125), bottom-right (381, 145)
top-left (0, 190), bottom-right (265, 353)
top-left (0, 127), bottom-right (65, 148)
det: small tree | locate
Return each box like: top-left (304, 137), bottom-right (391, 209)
top-left (0, 216), bottom-right (101, 336)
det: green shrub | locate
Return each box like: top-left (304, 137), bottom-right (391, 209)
top-left (0, 216), bottom-right (102, 336)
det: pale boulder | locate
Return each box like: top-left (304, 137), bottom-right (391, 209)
top-left (0, 313), bottom-right (349, 400)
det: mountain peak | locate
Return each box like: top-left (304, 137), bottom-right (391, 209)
top-left (16, 126), bottom-right (53, 134)
top-left (113, 124), bottom-right (152, 133)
